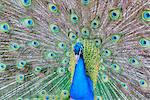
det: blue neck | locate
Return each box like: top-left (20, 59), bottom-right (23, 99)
top-left (70, 55), bottom-right (94, 99)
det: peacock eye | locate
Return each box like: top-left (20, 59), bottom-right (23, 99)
top-left (81, 0), bottom-right (90, 6)
top-left (9, 43), bottom-right (20, 51)
top-left (47, 52), bottom-right (56, 59)
top-left (17, 97), bottom-right (23, 100)
top-left (101, 49), bottom-right (112, 57)
top-left (16, 74), bottom-right (24, 83)
top-left (102, 73), bottom-right (109, 82)
top-left (51, 95), bottom-right (56, 100)
top-left (64, 92), bottom-right (66, 95)
top-left (68, 32), bottom-right (77, 41)
top-left (34, 66), bottom-right (42, 74)
top-left (50, 24), bottom-right (60, 33)
top-left (94, 39), bottom-right (101, 48)
top-left (142, 10), bottom-right (150, 22)
top-left (58, 42), bottom-right (66, 50)
top-left (57, 67), bottom-right (65, 75)
top-left (111, 34), bottom-right (121, 42)
top-left (0, 63), bottom-right (6, 72)
top-left (99, 64), bottom-right (106, 71)
top-left (70, 14), bottom-right (79, 24)
top-left (62, 58), bottom-right (69, 65)
top-left (139, 38), bottom-right (150, 47)
top-left (139, 80), bottom-right (148, 88)
top-left (81, 27), bottom-right (90, 38)
top-left (17, 60), bottom-right (26, 69)
top-left (121, 82), bottom-right (128, 89)
top-left (128, 57), bottom-right (139, 66)
top-left (22, 18), bottom-right (34, 27)
top-left (61, 90), bottom-right (69, 98)
top-left (109, 9), bottom-right (122, 20)
top-left (40, 90), bottom-right (47, 96)
top-left (0, 22), bottom-right (10, 33)
top-left (65, 52), bottom-right (70, 57)
top-left (31, 40), bottom-right (40, 48)
top-left (45, 95), bottom-right (50, 100)
top-left (49, 4), bottom-right (58, 13)
top-left (91, 18), bottom-right (100, 29)
top-left (111, 63), bottom-right (120, 72)
top-left (21, 0), bottom-right (32, 7)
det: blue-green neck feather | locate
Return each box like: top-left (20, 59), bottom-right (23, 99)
top-left (70, 43), bottom-right (94, 100)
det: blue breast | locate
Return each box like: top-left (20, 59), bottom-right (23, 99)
top-left (70, 55), bottom-right (94, 100)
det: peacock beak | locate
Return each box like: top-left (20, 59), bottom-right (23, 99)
top-left (75, 48), bottom-right (82, 64)
top-left (75, 55), bottom-right (79, 62)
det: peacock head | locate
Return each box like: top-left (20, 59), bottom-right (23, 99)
top-left (74, 42), bottom-right (84, 55)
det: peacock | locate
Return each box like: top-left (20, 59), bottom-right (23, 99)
top-left (0, 0), bottom-right (150, 100)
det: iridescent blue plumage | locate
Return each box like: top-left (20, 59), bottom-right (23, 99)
top-left (0, 0), bottom-right (150, 99)
top-left (70, 43), bottom-right (94, 100)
